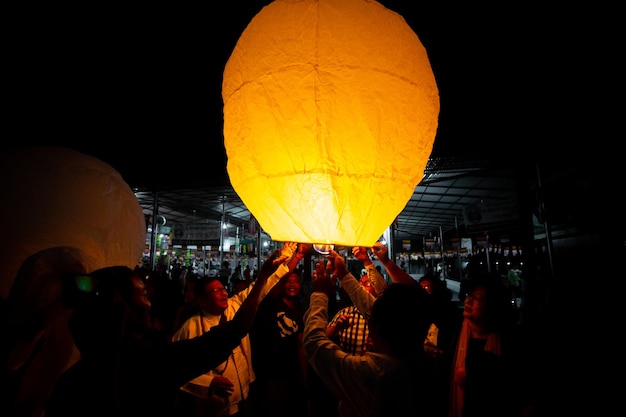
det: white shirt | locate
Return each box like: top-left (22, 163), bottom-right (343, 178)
top-left (171, 263), bottom-right (288, 417)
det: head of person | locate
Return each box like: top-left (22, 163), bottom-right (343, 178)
top-left (462, 273), bottom-right (512, 332)
top-left (63, 266), bottom-right (150, 358)
top-left (194, 276), bottom-right (229, 315)
top-left (368, 283), bottom-right (433, 358)
top-left (418, 275), bottom-right (436, 295)
top-left (282, 271), bottom-right (302, 299)
top-left (419, 274), bottom-right (453, 302)
top-left (359, 274), bottom-right (377, 297)
top-left (117, 270), bottom-right (151, 316)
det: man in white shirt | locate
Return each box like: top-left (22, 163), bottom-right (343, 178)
top-left (172, 242), bottom-right (306, 417)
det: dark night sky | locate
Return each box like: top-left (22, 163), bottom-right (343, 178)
top-left (5, 1), bottom-right (609, 189)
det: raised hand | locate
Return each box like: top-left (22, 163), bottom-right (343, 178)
top-left (370, 242), bottom-right (416, 286)
top-left (352, 246), bottom-right (372, 264)
top-left (312, 258), bottom-right (335, 296)
top-left (210, 375), bottom-right (235, 398)
top-left (273, 241), bottom-right (297, 265)
top-left (334, 313), bottom-right (354, 332)
top-left (371, 242), bottom-right (389, 263)
top-left (232, 249), bottom-right (282, 331)
top-left (296, 242), bottom-right (312, 258)
top-left (326, 311), bottom-right (354, 340)
top-left (326, 250), bottom-right (349, 279)
top-left (260, 249), bottom-right (282, 279)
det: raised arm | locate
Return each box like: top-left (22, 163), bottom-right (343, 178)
top-left (371, 242), bottom-right (417, 286)
top-left (282, 242), bottom-right (311, 273)
top-left (326, 250), bottom-right (376, 319)
top-left (266, 242), bottom-right (308, 298)
top-left (233, 249), bottom-right (285, 329)
top-left (352, 246), bottom-right (387, 296)
top-left (156, 249), bottom-right (285, 389)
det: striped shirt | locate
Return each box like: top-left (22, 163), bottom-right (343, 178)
top-left (328, 305), bottom-right (370, 355)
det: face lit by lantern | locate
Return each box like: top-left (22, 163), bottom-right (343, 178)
top-left (223, 0), bottom-right (439, 247)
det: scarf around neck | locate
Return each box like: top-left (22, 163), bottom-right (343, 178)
top-left (449, 319), bottom-right (501, 417)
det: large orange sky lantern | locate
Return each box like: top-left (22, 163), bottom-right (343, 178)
top-left (223, 0), bottom-right (439, 247)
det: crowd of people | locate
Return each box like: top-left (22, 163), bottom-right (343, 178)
top-left (3, 241), bottom-right (544, 417)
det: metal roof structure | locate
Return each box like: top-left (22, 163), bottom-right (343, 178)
top-left (134, 155), bottom-right (520, 244)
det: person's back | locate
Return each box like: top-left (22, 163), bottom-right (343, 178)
top-left (336, 348), bottom-right (435, 417)
top-left (327, 274), bottom-right (377, 355)
top-left (304, 250), bottom-right (437, 417)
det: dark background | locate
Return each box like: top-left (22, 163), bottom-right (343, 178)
top-left (3, 5), bottom-right (619, 411)
top-left (5, 1), bottom-right (611, 189)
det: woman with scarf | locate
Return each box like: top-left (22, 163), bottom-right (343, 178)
top-left (449, 273), bottom-right (535, 417)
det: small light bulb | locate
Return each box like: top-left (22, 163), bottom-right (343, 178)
top-left (313, 244), bottom-right (334, 255)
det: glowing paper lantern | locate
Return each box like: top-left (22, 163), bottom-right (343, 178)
top-left (223, 0), bottom-right (439, 247)
top-left (0, 146), bottom-right (146, 298)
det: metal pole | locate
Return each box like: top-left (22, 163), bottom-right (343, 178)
top-left (219, 197), bottom-right (225, 267)
top-left (456, 216), bottom-right (463, 280)
top-left (387, 224), bottom-right (395, 267)
top-left (485, 233), bottom-right (491, 273)
top-left (422, 235), bottom-right (426, 275)
top-left (150, 191), bottom-right (159, 271)
top-left (439, 225), bottom-right (446, 278)
top-left (256, 219), bottom-right (262, 274)
top-left (234, 225), bottom-right (239, 270)
top-left (536, 162), bottom-right (555, 277)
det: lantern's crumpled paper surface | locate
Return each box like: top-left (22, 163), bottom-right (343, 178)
top-left (223, 0), bottom-right (439, 246)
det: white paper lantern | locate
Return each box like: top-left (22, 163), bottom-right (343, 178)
top-left (0, 146), bottom-right (146, 298)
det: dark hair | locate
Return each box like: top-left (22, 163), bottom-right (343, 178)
top-left (63, 266), bottom-right (136, 309)
top-left (369, 283), bottom-right (434, 357)
top-left (464, 273), bottom-right (513, 331)
top-left (194, 276), bottom-right (222, 299)
top-left (419, 275), bottom-right (453, 302)
top-left (288, 269), bottom-right (302, 280)
top-left (64, 266), bottom-right (138, 354)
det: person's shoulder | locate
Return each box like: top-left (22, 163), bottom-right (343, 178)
top-left (172, 314), bottom-right (203, 338)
